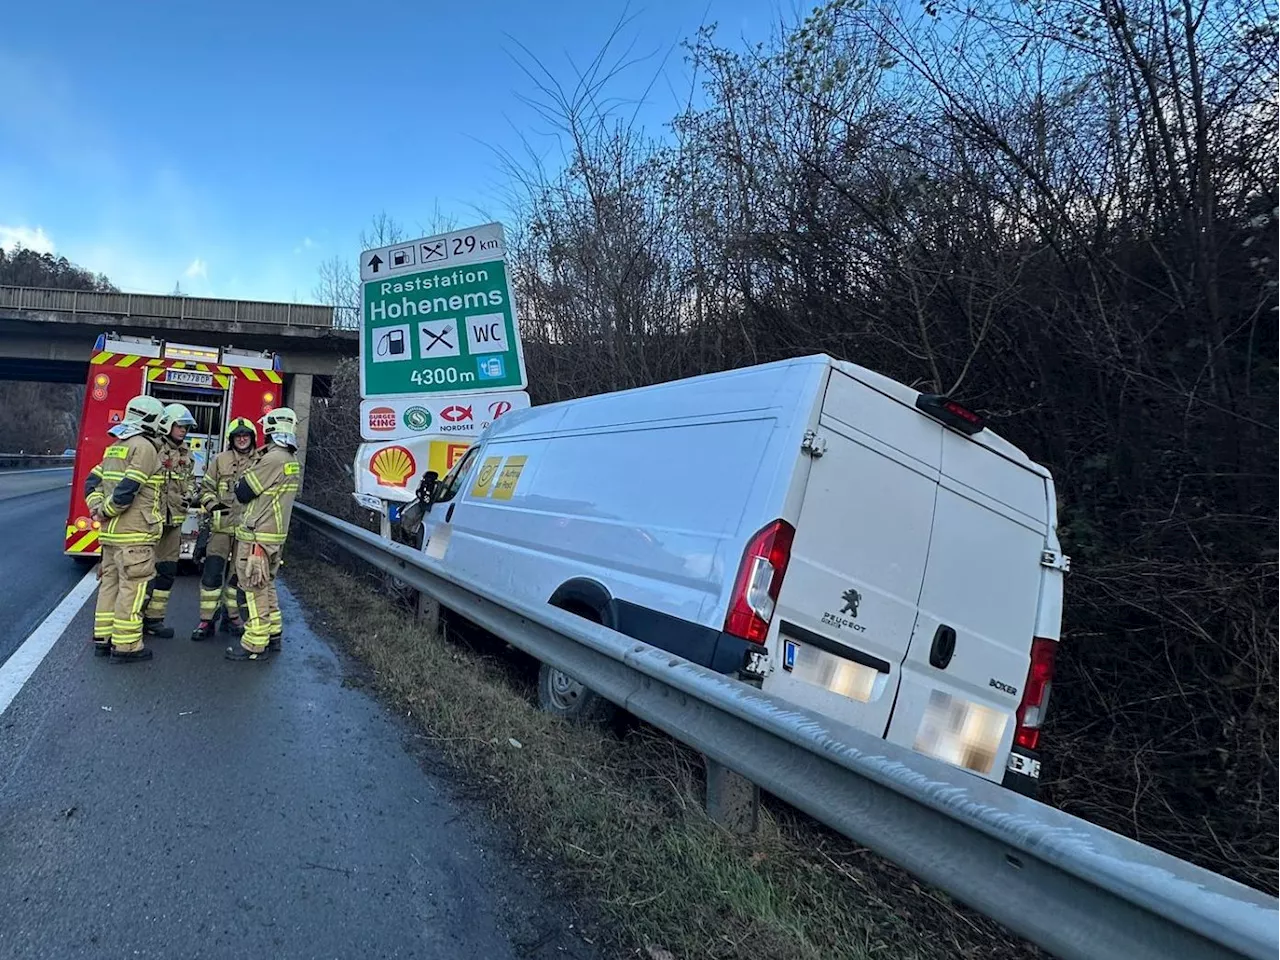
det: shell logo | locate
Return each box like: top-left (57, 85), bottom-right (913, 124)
top-left (369, 445), bottom-right (416, 488)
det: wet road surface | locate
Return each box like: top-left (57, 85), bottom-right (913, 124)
top-left (0, 573), bottom-right (595, 959)
top-left (0, 468), bottom-right (85, 667)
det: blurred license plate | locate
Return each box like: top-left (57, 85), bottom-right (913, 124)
top-left (781, 637), bottom-right (879, 703)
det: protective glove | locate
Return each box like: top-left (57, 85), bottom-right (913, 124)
top-left (243, 544), bottom-right (270, 590)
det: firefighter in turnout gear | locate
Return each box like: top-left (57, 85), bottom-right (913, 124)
top-left (141, 403), bottom-right (197, 638)
top-left (192, 418), bottom-right (258, 641)
top-left (227, 407), bottom-right (301, 661)
top-left (83, 394), bottom-right (166, 662)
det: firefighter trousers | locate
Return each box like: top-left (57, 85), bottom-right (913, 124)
top-left (143, 525), bottom-right (182, 622)
top-left (94, 543), bottom-right (156, 653)
top-left (234, 541), bottom-right (281, 653)
top-left (199, 531), bottom-right (245, 623)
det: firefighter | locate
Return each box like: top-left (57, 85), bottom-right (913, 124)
top-left (227, 407), bottom-right (301, 661)
top-left (192, 417), bottom-right (258, 641)
top-left (141, 402), bottom-right (197, 638)
top-left (83, 394), bottom-right (166, 662)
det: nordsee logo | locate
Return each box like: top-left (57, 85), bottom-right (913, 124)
top-left (403, 406), bottom-right (431, 431)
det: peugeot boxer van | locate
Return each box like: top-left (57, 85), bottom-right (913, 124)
top-left (415, 355), bottom-right (1068, 795)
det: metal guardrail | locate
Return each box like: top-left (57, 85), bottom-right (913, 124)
top-left (294, 503), bottom-right (1279, 960)
top-left (0, 453), bottom-right (75, 469)
top-left (0, 285), bottom-right (358, 331)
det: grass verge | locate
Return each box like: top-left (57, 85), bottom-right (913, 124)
top-left (284, 546), bottom-right (1045, 960)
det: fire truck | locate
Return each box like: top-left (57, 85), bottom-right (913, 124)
top-left (65, 332), bottom-right (284, 561)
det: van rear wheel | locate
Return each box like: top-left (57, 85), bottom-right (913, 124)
top-left (537, 662), bottom-right (616, 724)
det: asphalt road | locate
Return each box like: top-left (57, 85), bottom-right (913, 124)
top-left (0, 573), bottom-right (596, 959)
top-left (0, 468), bottom-right (85, 667)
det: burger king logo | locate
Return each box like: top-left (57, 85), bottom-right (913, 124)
top-left (368, 406), bottom-right (396, 432)
top-left (369, 445), bottom-right (416, 488)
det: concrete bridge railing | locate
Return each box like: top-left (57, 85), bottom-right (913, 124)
top-left (0, 286), bottom-right (359, 332)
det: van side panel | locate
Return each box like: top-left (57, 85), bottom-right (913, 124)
top-left (762, 373), bottom-right (942, 737)
top-left (443, 416), bottom-right (778, 655)
top-left (885, 431), bottom-right (1049, 783)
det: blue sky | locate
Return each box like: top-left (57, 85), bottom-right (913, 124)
top-left (0, 1), bottom-right (791, 304)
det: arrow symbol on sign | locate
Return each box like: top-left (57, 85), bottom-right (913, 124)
top-left (368, 254), bottom-right (384, 273)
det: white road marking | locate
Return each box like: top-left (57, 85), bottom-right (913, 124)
top-left (0, 569), bottom-right (99, 717)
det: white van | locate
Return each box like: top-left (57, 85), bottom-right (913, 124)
top-left (414, 355), bottom-right (1068, 795)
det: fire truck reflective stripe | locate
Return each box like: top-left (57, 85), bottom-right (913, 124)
top-left (116, 355), bottom-right (142, 367)
top-left (265, 370), bottom-right (282, 384)
top-left (66, 524), bottom-right (77, 538)
top-left (195, 363), bottom-right (211, 372)
top-left (239, 368), bottom-right (261, 382)
top-left (92, 351), bottom-right (114, 364)
top-left (147, 358), bottom-right (165, 367)
top-left (215, 375), bottom-right (231, 389)
top-left (147, 368), bottom-right (163, 381)
top-left (66, 530), bottom-right (100, 553)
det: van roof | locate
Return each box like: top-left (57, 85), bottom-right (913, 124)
top-left (492, 353), bottom-right (1049, 479)
top-left (821, 356), bottom-right (1051, 479)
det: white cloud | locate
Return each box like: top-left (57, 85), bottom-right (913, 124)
top-left (293, 236), bottom-right (316, 255)
top-left (0, 224), bottom-right (55, 255)
top-left (184, 258), bottom-right (208, 279)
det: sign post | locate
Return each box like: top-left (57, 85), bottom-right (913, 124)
top-left (359, 222), bottom-right (527, 399)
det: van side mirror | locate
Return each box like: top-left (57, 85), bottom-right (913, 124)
top-left (416, 470), bottom-right (440, 511)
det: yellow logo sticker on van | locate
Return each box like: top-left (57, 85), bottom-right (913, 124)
top-left (491, 456), bottom-right (527, 501)
top-left (469, 456), bottom-right (504, 499)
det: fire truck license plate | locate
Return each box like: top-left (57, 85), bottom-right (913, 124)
top-left (166, 369), bottom-right (215, 388)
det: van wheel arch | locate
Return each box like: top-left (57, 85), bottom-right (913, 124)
top-left (547, 578), bottom-right (618, 630)
top-left (538, 580), bottom-right (618, 725)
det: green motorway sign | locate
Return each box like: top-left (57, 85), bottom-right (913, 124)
top-left (359, 224), bottom-right (527, 399)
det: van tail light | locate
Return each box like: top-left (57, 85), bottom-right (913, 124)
top-left (724, 520), bottom-right (795, 643)
top-left (1014, 638), bottom-right (1057, 750)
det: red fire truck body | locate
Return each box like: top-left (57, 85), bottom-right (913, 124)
top-left (66, 332), bottom-right (284, 560)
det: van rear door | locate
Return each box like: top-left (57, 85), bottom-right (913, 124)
top-left (762, 371), bottom-right (941, 736)
top-left (884, 429), bottom-right (1050, 783)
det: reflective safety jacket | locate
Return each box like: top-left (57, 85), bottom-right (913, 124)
top-left (200, 446), bottom-right (256, 535)
top-left (84, 434), bottom-right (164, 545)
top-left (234, 443), bottom-right (301, 545)
top-left (160, 439), bottom-right (196, 527)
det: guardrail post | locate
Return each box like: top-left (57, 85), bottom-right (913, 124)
top-left (417, 593), bottom-right (441, 636)
top-left (704, 759), bottom-right (759, 835)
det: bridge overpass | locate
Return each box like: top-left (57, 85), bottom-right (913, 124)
top-left (0, 284), bottom-right (360, 470)
top-left (0, 285), bottom-right (358, 381)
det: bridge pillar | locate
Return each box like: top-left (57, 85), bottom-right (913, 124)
top-left (286, 373), bottom-right (313, 487)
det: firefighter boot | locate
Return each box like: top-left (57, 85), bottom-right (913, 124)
top-left (143, 618), bottom-right (175, 639)
top-left (191, 620), bottom-right (215, 641)
top-left (110, 646), bottom-right (154, 663)
top-left (93, 637), bottom-right (111, 657)
top-left (216, 608), bottom-right (246, 637)
top-left (225, 644), bottom-right (269, 662)
top-left (268, 633), bottom-right (282, 652)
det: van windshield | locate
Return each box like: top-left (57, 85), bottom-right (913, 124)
top-left (433, 445), bottom-right (482, 504)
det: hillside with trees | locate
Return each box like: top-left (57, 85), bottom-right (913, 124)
top-left (305, 0), bottom-right (1278, 893)
top-left (0, 248), bottom-right (115, 452)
